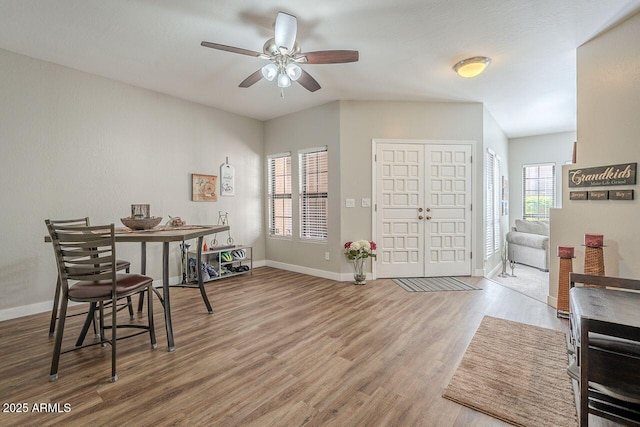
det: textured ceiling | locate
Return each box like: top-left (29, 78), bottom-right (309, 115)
top-left (1, 0), bottom-right (639, 138)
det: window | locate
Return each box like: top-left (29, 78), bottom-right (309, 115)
top-left (485, 149), bottom-right (501, 258)
top-left (267, 153), bottom-right (292, 237)
top-left (522, 163), bottom-right (555, 221)
top-left (299, 147), bottom-right (328, 240)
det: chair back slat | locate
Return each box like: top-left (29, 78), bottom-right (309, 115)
top-left (45, 220), bottom-right (117, 291)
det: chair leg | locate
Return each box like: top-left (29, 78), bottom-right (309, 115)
top-left (126, 296), bottom-right (134, 320)
top-left (99, 302), bottom-right (106, 347)
top-left (48, 276), bottom-right (62, 337)
top-left (125, 265), bottom-right (134, 320)
top-left (49, 295), bottom-right (68, 381)
top-left (147, 286), bottom-right (157, 349)
top-left (137, 291), bottom-right (145, 313)
top-left (111, 296), bottom-right (117, 382)
top-left (76, 302), bottom-right (97, 347)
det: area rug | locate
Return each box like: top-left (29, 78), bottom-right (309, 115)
top-left (490, 264), bottom-right (549, 304)
top-left (392, 277), bottom-right (480, 292)
top-left (443, 316), bottom-right (576, 427)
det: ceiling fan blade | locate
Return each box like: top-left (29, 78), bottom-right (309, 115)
top-left (296, 69), bottom-right (321, 92)
top-left (201, 41), bottom-right (262, 58)
top-left (239, 69), bottom-right (263, 88)
top-left (299, 50), bottom-right (359, 64)
top-left (274, 12), bottom-right (297, 51)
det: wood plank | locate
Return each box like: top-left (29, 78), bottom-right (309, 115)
top-left (1, 267), bottom-right (612, 425)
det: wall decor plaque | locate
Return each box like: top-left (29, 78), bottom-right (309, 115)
top-left (569, 191), bottom-right (588, 200)
top-left (568, 162), bottom-right (636, 187)
top-left (609, 189), bottom-right (634, 200)
top-left (192, 173), bottom-right (218, 202)
top-left (588, 190), bottom-right (609, 200)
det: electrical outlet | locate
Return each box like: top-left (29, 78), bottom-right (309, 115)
top-left (362, 198), bottom-right (371, 207)
top-left (324, 252), bottom-right (330, 261)
top-left (345, 198), bottom-right (355, 208)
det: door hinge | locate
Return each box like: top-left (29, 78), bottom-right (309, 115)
top-left (470, 155), bottom-right (473, 163)
top-left (470, 251), bottom-right (472, 259)
top-left (470, 203), bottom-right (472, 211)
top-left (374, 204), bottom-right (377, 212)
top-left (374, 154), bottom-right (377, 162)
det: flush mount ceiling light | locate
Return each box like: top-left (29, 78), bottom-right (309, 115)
top-left (453, 56), bottom-right (491, 78)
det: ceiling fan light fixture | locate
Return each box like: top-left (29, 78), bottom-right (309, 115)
top-left (285, 63), bottom-right (302, 81)
top-left (277, 72), bottom-right (291, 88)
top-left (261, 63), bottom-right (278, 81)
top-left (453, 56), bottom-right (491, 78)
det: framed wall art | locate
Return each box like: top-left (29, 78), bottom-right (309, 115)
top-left (192, 173), bottom-right (218, 202)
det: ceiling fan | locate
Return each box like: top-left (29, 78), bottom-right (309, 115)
top-left (201, 11), bottom-right (359, 93)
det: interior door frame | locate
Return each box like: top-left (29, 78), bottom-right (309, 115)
top-left (371, 138), bottom-right (477, 279)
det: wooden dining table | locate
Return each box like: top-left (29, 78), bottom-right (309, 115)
top-left (46, 224), bottom-right (229, 351)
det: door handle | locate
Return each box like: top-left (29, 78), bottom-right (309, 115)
top-left (426, 208), bottom-right (431, 212)
top-left (426, 216), bottom-right (432, 220)
top-left (418, 208), bottom-right (423, 212)
top-left (418, 215), bottom-right (424, 220)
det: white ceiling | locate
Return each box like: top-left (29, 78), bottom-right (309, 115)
top-left (1, 1), bottom-right (639, 138)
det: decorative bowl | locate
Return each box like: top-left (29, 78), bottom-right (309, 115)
top-left (120, 216), bottom-right (162, 230)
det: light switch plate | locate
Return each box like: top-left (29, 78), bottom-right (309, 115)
top-left (345, 198), bottom-right (355, 208)
top-left (362, 198), bottom-right (371, 207)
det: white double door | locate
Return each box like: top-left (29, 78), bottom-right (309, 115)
top-left (375, 141), bottom-right (472, 278)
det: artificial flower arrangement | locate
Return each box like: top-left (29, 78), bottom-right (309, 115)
top-left (344, 240), bottom-right (377, 260)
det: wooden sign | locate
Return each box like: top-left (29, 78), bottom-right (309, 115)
top-left (568, 162), bottom-right (636, 187)
top-left (569, 191), bottom-right (588, 200)
top-left (588, 190), bottom-right (609, 200)
top-left (609, 189), bottom-right (634, 200)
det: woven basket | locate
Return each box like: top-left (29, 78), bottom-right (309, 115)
top-left (583, 246), bottom-right (605, 287)
top-left (557, 257), bottom-right (572, 315)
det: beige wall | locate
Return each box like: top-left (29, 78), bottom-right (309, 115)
top-left (508, 132), bottom-right (576, 224)
top-left (339, 101), bottom-right (488, 276)
top-left (0, 49), bottom-right (264, 317)
top-left (482, 107), bottom-right (510, 274)
top-left (549, 11), bottom-right (640, 306)
top-left (263, 102), bottom-right (341, 277)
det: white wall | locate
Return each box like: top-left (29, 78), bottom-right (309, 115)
top-left (263, 102), bottom-right (341, 278)
top-left (339, 101), bottom-right (487, 276)
top-left (508, 132), bottom-right (575, 224)
top-left (0, 49), bottom-right (264, 318)
top-left (549, 11), bottom-right (640, 306)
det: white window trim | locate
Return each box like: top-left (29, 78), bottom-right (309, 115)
top-left (298, 146), bottom-right (328, 242)
top-left (267, 152), bottom-right (292, 239)
top-left (522, 162), bottom-right (556, 221)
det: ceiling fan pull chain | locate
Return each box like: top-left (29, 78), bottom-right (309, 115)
top-left (281, 88), bottom-right (285, 99)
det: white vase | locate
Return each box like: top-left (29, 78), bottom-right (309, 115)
top-left (353, 257), bottom-right (366, 285)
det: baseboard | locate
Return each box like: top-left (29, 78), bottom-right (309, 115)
top-left (547, 295), bottom-right (558, 309)
top-left (0, 262), bottom-right (269, 322)
top-left (485, 263), bottom-right (502, 278)
top-left (265, 260), bottom-right (343, 282)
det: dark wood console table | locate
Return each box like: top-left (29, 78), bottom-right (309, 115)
top-left (569, 273), bottom-right (640, 426)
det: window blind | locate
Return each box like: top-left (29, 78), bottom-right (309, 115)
top-left (299, 147), bottom-right (328, 240)
top-left (485, 149), bottom-right (501, 257)
top-left (267, 153), bottom-right (292, 237)
top-left (522, 163), bottom-right (555, 221)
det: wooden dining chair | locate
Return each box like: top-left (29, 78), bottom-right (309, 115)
top-left (45, 221), bottom-right (156, 382)
top-left (47, 217), bottom-right (134, 341)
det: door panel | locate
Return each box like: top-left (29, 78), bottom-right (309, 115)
top-left (424, 144), bottom-right (472, 276)
top-left (376, 145), bottom-right (424, 278)
top-left (375, 142), bottom-right (472, 278)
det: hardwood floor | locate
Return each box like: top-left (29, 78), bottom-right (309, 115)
top-left (0, 267), bottom-right (595, 426)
